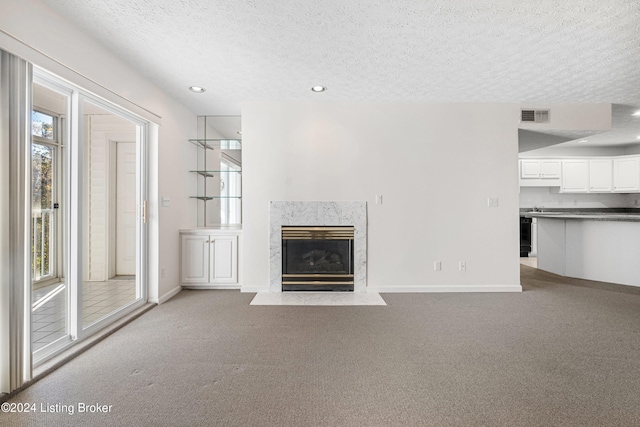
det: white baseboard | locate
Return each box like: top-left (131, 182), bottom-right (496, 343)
top-left (241, 284), bottom-right (522, 293)
top-left (368, 284), bottom-right (523, 293)
top-left (153, 285), bottom-right (182, 304)
top-left (181, 284), bottom-right (240, 290)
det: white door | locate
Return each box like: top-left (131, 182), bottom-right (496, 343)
top-left (116, 142), bottom-right (137, 275)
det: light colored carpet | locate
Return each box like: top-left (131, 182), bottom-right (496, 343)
top-left (2, 266), bottom-right (640, 426)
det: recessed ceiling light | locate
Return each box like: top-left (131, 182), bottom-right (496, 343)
top-left (579, 139), bottom-right (588, 143)
top-left (237, 131), bottom-right (242, 135)
top-left (311, 86), bottom-right (327, 92)
top-left (189, 86), bottom-right (206, 93)
top-left (632, 111), bottom-right (640, 116)
top-left (636, 136), bottom-right (640, 139)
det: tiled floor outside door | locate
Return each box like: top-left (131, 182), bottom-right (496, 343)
top-left (32, 278), bottom-right (136, 352)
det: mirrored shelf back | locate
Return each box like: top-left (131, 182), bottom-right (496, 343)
top-left (192, 116), bottom-right (242, 227)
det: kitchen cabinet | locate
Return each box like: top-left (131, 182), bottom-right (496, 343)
top-left (520, 156), bottom-right (640, 193)
top-left (561, 159), bottom-right (589, 193)
top-left (180, 229), bottom-right (240, 288)
top-left (535, 215), bottom-right (640, 287)
top-left (561, 158), bottom-right (614, 193)
top-left (520, 159), bottom-right (561, 187)
top-left (588, 158), bottom-right (613, 192)
top-left (613, 156), bottom-right (640, 192)
top-left (520, 159), bottom-right (561, 179)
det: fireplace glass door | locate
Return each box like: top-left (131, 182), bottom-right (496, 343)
top-left (282, 226), bottom-right (354, 291)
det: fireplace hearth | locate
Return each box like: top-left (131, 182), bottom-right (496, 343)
top-left (282, 226), bottom-right (354, 291)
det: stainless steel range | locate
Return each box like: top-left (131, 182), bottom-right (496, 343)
top-left (281, 226), bottom-right (354, 291)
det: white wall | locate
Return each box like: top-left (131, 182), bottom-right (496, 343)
top-left (519, 187), bottom-right (635, 209)
top-left (0, 0), bottom-right (197, 302)
top-left (242, 102), bottom-right (521, 291)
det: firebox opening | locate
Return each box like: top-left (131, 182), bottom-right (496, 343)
top-left (282, 226), bottom-right (354, 292)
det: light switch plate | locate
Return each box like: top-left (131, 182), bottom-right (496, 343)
top-left (487, 197), bottom-right (498, 207)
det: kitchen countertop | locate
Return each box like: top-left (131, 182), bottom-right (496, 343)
top-left (521, 209), bottom-right (640, 222)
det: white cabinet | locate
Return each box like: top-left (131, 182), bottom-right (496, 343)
top-left (520, 159), bottom-right (561, 187)
top-left (520, 156), bottom-right (640, 193)
top-left (520, 159), bottom-right (561, 179)
top-left (180, 229), bottom-right (240, 288)
top-left (561, 160), bottom-right (589, 193)
top-left (613, 156), bottom-right (640, 192)
top-left (588, 158), bottom-right (613, 192)
top-left (561, 158), bottom-right (614, 193)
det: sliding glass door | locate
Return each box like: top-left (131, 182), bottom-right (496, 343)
top-left (1, 49), bottom-right (151, 394)
top-left (30, 69), bottom-right (148, 365)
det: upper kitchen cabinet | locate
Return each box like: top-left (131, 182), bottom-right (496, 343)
top-left (520, 159), bottom-right (561, 187)
top-left (588, 158), bottom-right (613, 192)
top-left (560, 158), bottom-right (615, 193)
top-left (560, 159), bottom-right (589, 193)
top-left (526, 155), bottom-right (640, 194)
top-left (613, 156), bottom-right (640, 193)
top-left (521, 159), bottom-right (561, 178)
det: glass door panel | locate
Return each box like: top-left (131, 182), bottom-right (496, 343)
top-left (32, 142), bottom-right (55, 282)
top-left (31, 83), bottom-right (68, 354)
top-left (80, 98), bottom-right (141, 329)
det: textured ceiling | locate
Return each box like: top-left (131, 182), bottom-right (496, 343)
top-left (40, 0), bottom-right (640, 146)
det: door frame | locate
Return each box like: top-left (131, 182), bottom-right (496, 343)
top-left (31, 68), bottom-right (150, 366)
top-left (110, 139), bottom-right (137, 278)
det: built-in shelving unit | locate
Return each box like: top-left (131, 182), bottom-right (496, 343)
top-left (191, 116), bottom-right (242, 227)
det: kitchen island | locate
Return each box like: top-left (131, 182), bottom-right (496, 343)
top-left (524, 211), bottom-right (640, 287)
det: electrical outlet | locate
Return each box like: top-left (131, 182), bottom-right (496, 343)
top-left (375, 195), bottom-right (383, 205)
top-left (161, 267), bottom-right (166, 278)
top-left (459, 261), bottom-right (466, 271)
top-left (487, 197), bottom-right (498, 207)
top-left (434, 261), bottom-right (441, 271)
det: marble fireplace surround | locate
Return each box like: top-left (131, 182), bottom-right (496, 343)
top-left (270, 201), bottom-right (367, 292)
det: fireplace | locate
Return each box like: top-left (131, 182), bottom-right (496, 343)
top-left (269, 201), bottom-right (366, 292)
top-left (282, 226), bottom-right (354, 291)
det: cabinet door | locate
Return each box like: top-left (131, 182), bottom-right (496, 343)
top-left (520, 160), bottom-right (541, 178)
top-left (181, 234), bottom-right (210, 284)
top-left (540, 160), bottom-right (560, 178)
top-left (589, 159), bottom-right (613, 192)
top-left (210, 235), bottom-right (238, 283)
top-left (613, 157), bottom-right (640, 192)
top-left (561, 160), bottom-right (589, 193)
